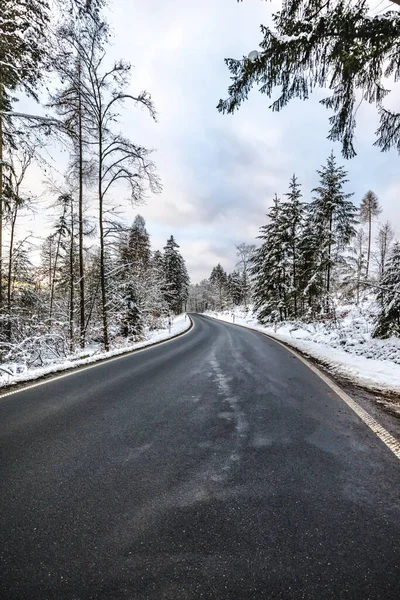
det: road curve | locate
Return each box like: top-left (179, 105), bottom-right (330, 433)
top-left (0, 313), bottom-right (399, 599)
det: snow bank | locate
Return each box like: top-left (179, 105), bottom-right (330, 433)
top-left (0, 314), bottom-right (191, 391)
top-left (207, 308), bottom-right (400, 395)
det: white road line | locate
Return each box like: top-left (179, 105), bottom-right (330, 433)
top-left (205, 314), bottom-right (400, 461)
top-left (0, 318), bottom-right (195, 401)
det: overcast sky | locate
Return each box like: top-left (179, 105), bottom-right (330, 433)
top-left (22, 0), bottom-right (400, 282)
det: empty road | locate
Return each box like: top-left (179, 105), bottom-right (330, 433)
top-left (0, 314), bottom-right (399, 599)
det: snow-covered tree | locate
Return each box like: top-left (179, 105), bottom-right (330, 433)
top-left (373, 242), bottom-right (400, 339)
top-left (219, 1), bottom-right (400, 158)
top-left (121, 215), bottom-right (151, 274)
top-left (281, 175), bottom-right (305, 317)
top-left (227, 270), bottom-right (243, 306)
top-left (341, 228), bottom-right (367, 305)
top-left (0, 0), bottom-right (50, 307)
top-left (235, 243), bottom-right (255, 308)
top-left (209, 263), bottom-right (228, 310)
top-left (309, 152), bottom-right (357, 297)
top-left (163, 236), bottom-right (189, 314)
top-left (359, 190), bottom-right (381, 279)
top-left (251, 194), bottom-right (288, 322)
top-left (375, 221), bottom-right (394, 280)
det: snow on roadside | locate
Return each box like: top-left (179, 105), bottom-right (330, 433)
top-left (0, 314), bottom-right (191, 391)
top-left (207, 309), bottom-right (400, 395)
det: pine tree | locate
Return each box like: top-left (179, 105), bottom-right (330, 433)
top-left (251, 194), bottom-right (288, 322)
top-left (310, 152), bottom-right (357, 298)
top-left (209, 263), bottom-right (228, 310)
top-left (281, 175), bottom-right (305, 317)
top-left (373, 242), bottom-right (400, 339)
top-left (163, 236), bottom-right (189, 314)
top-left (297, 205), bottom-right (325, 316)
top-left (122, 215), bottom-right (151, 274)
top-left (227, 271), bottom-right (243, 306)
top-left (219, 1), bottom-right (400, 158)
top-left (359, 190), bottom-right (381, 279)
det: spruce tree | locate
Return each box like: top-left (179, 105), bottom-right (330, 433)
top-left (251, 194), bottom-right (288, 322)
top-left (122, 215), bottom-right (151, 274)
top-left (219, 1), bottom-right (400, 158)
top-left (163, 236), bottom-right (189, 314)
top-left (281, 175), bottom-right (305, 317)
top-left (310, 152), bottom-right (357, 298)
top-left (373, 242), bottom-right (400, 339)
top-left (210, 264), bottom-right (228, 310)
top-left (227, 271), bottom-right (243, 306)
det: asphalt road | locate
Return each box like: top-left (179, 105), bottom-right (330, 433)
top-left (0, 314), bottom-right (399, 600)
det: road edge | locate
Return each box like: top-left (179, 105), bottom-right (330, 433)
top-left (0, 316), bottom-right (195, 400)
top-left (203, 313), bottom-right (400, 461)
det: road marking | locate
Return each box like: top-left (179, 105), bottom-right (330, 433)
top-left (203, 314), bottom-right (400, 461)
top-left (0, 317), bottom-right (194, 400)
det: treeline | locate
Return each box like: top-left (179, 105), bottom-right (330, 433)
top-left (190, 152), bottom-right (399, 339)
top-left (0, 0), bottom-right (189, 369)
top-left (189, 243), bottom-right (254, 312)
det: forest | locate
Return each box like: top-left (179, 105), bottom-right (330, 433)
top-left (190, 152), bottom-right (398, 341)
top-left (0, 0), bottom-right (190, 378)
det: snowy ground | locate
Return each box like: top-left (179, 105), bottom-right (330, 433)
top-left (0, 314), bottom-right (191, 391)
top-left (206, 306), bottom-right (400, 396)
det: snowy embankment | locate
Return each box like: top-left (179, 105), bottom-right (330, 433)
top-left (206, 308), bottom-right (400, 396)
top-left (0, 314), bottom-right (191, 391)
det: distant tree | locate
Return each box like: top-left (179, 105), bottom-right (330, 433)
top-left (373, 242), bottom-right (400, 339)
top-left (227, 270), bottom-right (243, 306)
top-left (210, 263), bottom-right (228, 310)
top-left (219, 1), bottom-right (400, 158)
top-left (342, 228), bottom-right (367, 305)
top-left (359, 191), bottom-right (381, 279)
top-left (235, 243), bottom-right (255, 308)
top-left (121, 215), bottom-right (151, 274)
top-left (376, 221), bottom-right (395, 280)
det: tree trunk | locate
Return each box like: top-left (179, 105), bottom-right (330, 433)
top-left (0, 113), bottom-right (3, 310)
top-left (50, 226), bottom-right (63, 324)
top-left (69, 198), bottom-right (75, 354)
top-left (366, 211), bottom-right (371, 279)
top-left (98, 123), bottom-right (109, 351)
top-left (6, 206), bottom-right (17, 341)
top-left (78, 61), bottom-right (85, 349)
top-left (326, 214), bottom-right (333, 296)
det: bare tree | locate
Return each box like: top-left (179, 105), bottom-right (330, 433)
top-left (235, 242), bottom-right (255, 308)
top-left (376, 221), bottom-right (395, 280)
top-left (5, 150), bottom-right (34, 330)
top-left (73, 20), bottom-right (161, 350)
top-left (359, 191), bottom-right (382, 279)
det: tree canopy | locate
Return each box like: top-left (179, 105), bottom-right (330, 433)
top-left (218, 1), bottom-right (400, 158)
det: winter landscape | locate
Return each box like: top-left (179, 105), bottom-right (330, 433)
top-left (1, 1), bottom-right (400, 599)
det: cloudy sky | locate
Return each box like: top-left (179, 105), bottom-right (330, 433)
top-left (22, 0), bottom-right (400, 282)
